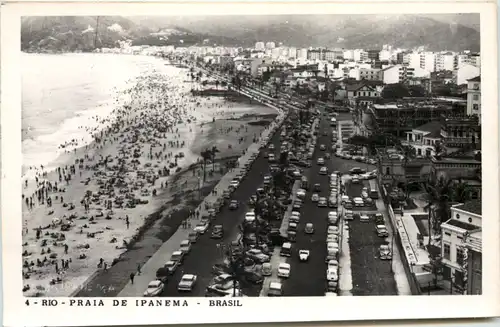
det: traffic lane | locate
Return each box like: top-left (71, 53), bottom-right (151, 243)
top-left (345, 180), bottom-right (378, 211)
top-left (161, 130), bottom-right (282, 297)
top-left (283, 117), bottom-right (331, 296)
top-left (348, 217), bottom-right (398, 295)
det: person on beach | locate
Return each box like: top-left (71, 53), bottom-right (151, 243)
top-left (137, 264), bottom-right (141, 275)
top-left (130, 272), bottom-right (135, 284)
top-left (126, 216), bottom-right (130, 229)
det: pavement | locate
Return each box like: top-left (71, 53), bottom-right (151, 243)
top-left (116, 89), bottom-right (287, 297)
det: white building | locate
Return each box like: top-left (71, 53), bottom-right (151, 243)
top-left (255, 42), bottom-right (265, 51)
top-left (265, 42), bottom-right (276, 49)
top-left (379, 65), bottom-right (430, 84)
top-left (420, 52), bottom-right (436, 72)
top-left (441, 201), bottom-right (482, 293)
top-left (288, 47), bottom-right (297, 58)
top-left (405, 121), bottom-right (442, 157)
top-left (297, 48), bottom-right (308, 59)
top-left (455, 64), bottom-right (480, 85)
top-left (379, 49), bottom-right (392, 61)
top-left (359, 68), bottom-right (382, 81)
top-left (353, 49), bottom-right (368, 62)
top-left (405, 52), bottom-right (421, 69)
top-left (435, 52), bottom-right (456, 71)
top-left (343, 50), bottom-right (354, 60)
top-left (466, 75), bottom-right (481, 118)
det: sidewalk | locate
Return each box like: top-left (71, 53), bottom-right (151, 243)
top-left (118, 94), bottom-right (287, 296)
top-left (370, 180), bottom-right (412, 296)
top-left (337, 178), bottom-right (353, 296)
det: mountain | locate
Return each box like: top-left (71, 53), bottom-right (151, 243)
top-left (22, 14), bottom-right (480, 53)
top-left (132, 14), bottom-right (480, 51)
top-left (21, 16), bottom-right (241, 52)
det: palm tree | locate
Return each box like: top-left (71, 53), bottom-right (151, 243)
top-left (451, 180), bottom-right (472, 203)
top-left (424, 176), bottom-right (453, 247)
top-left (200, 149), bottom-right (212, 182)
top-left (211, 146), bottom-right (219, 171)
top-left (225, 244), bottom-right (246, 297)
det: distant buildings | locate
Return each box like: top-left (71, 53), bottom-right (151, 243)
top-left (255, 42), bottom-right (265, 51)
top-left (466, 75), bottom-right (481, 118)
top-left (265, 42), bottom-right (276, 50)
top-left (441, 201), bottom-right (482, 294)
top-left (379, 65), bottom-right (430, 84)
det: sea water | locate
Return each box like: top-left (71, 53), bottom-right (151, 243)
top-left (21, 53), bottom-right (171, 176)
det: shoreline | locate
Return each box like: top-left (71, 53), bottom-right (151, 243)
top-left (21, 62), bottom-right (280, 296)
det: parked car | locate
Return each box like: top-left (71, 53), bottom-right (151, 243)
top-left (188, 231), bottom-right (199, 243)
top-left (277, 263), bottom-right (291, 278)
top-left (180, 240), bottom-right (192, 254)
top-left (261, 262), bottom-right (273, 276)
top-left (318, 197), bottom-right (328, 207)
top-left (144, 280), bottom-right (164, 297)
top-left (229, 200), bottom-right (239, 210)
top-left (163, 260), bottom-right (179, 274)
top-left (311, 193), bottom-right (320, 202)
top-left (246, 249), bottom-right (270, 263)
top-left (304, 223), bottom-right (314, 234)
top-left (379, 244), bottom-right (392, 260)
top-left (376, 224), bottom-right (389, 237)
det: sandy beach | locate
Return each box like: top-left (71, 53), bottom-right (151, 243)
top-left (21, 65), bottom-right (277, 296)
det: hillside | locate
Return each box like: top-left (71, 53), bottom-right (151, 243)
top-left (21, 16), bottom-right (242, 53)
top-left (138, 14), bottom-right (480, 51)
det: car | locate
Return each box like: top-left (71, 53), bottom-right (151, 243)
top-left (296, 189), bottom-right (306, 198)
top-left (353, 197), bottom-right (364, 207)
top-left (327, 259), bottom-right (339, 271)
top-left (180, 240), bottom-right (192, 254)
top-left (328, 215), bottom-right (338, 226)
top-left (326, 269), bottom-right (338, 281)
top-left (314, 183), bottom-right (321, 192)
top-left (277, 263), bottom-right (291, 278)
top-left (261, 262), bottom-right (272, 276)
top-left (298, 249), bottom-right (310, 261)
top-left (326, 234), bottom-right (339, 243)
top-left (292, 201), bottom-right (302, 210)
top-left (325, 153), bottom-right (331, 159)
top-left (289, 214), bottom-right (300, 224)
top-left (374, 213), bottom-right (385, 224)
top-left (188, 231), bottom-right (199, 243)
top-left (194, 220), bottom-right (210, 234)
top-left (311, 193), bottom-right (320, 202)
top-left (319, 167), bottom-right (328, 175)
top-left (320, 144), bottom-right (326, 151)
top-left (288, 222), bottom-right (298, 232)
top-left (211, 225), bottom-right (224, 239)
top-left (376, 224), bottom-right (389, 237)
top-left (269, 144), bottom-right (275, 150)
top-left (267, 282), bottom-right (283, 296)
top-left (291, 211), bottom-right (301, 218)
top-left (349, 167), bottom-right (366, 175)
top-left (317, 158), bottom-right (325, 165)
top-left (344, 210), bottom-right (354, 220)
top-left (327, 226), bottom-right (339, 235)
top-left (245, 211), bottom-right (256, 223)
top-left (246, 249), bottom-right (270, 263)
top-left (361, 191), bottom-right (369, 198)
top-left (304, 223), bottom-right (314, 234)
top-left (143, 280), bottom-right (164, 297)
top-left (177, 274), bottom-right (197, 292)
top-left (328, 197), bottom-right (338, 208)
top-left (379, 244), bottom-right (392, 260)
top-left (170, 250), bottom-right (185, 264)
top-left (318, 197), bottom-right (328, 207)
top-left (360, 214), bottom-right (370, 222)
top-left (229, 200), bottom-right (239, 210)
top-left (341, 195), bottom-right (350, 204)
top-left (164, 260), bottom-right (179, 274)
top-left (327, 241), bottom-right (339, 252)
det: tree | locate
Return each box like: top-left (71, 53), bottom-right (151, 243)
top-left (381, 83), bottom-right (410, 99)
top-left (225, 244), bottom-right (246, 297)
top-left (200, 149), bottom-right (212, 182)
top-left (451, 180), bottom-right (473, 203)
top-left (424, 176), bottom-right (453, 245)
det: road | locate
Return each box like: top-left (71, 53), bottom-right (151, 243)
top-left (344, 178), bottom-right (398, 296)
top-left (161, 119), bottom-right (284, 297)
top-left (281, 113), bottom-right (332, 296)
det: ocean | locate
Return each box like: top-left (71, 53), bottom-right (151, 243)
top-left (21, 53), bottom-right (179, 175)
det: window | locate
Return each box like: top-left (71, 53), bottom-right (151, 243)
top-left (473, 104), bottom-right (479, 110)
top-left (473, 94), bottom-right (479, 101)
top-left (443, 243), bottom-right (451, 260)
top-left (444, 231), bottom-right (451, 237)
top-left (385, 167), bottom-right (391, 175)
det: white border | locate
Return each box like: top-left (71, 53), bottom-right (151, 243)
top-left (1, 2), bottom-right (499, 326)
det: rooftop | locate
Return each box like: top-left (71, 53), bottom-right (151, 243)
top-left (443, 219), bottom-right (479, 231)
top-left (453, 200), bottom-right (482, 216)
top-left (414, 120), bottom-right (443, 135)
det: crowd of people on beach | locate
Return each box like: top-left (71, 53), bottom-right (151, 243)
top-left (21, 67), bottom-right (273, 296)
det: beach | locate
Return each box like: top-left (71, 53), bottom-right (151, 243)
top-left (21, 53), bottom-right (277, 296)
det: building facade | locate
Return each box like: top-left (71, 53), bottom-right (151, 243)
top-left (405, 121), bottom-right (442, 157)
top-left (380, 65), bottom-right (430, 84)
top-left (440, 115), bottom-right (480, 149)
top-left (440, 201), bottom-right (481, 293)
top-left (464, 230), bottom-right (482, 295)
top-left (466, 75), bottom-right (481, 118)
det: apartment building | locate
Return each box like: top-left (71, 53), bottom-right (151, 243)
top-left (441, 201), bottom-right (482, 293)
top-left (359, 68), bottom-right (382, 81)
top-left (466, 75), bottom-right (481, 118)
top-left (255, 42), bottom-right (265, 51)
top-left (379, 65), bottom-right (430, 84)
